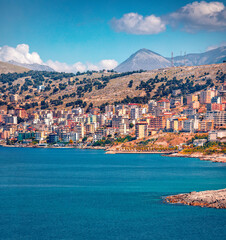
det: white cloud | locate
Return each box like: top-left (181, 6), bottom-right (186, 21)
top-left (0, 44), bottom-right (43, 64)
top-left (111, 1), bottom-right (226, 34)
top-left (46, 60), bottom-right (87, 73)
top-left (99, 59), bottom-right (118, 70)
top-left (111, 12), bottom-right (166, 34)
top-left (167, 1), bottom-right (226, 32)
top-left (206, 41), bottom-right (226, 51)
top-left (47, 60), bottom-right (118, 73)
top-left (0, 44), bottom-right (118, 73)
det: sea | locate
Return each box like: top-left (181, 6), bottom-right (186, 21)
top-left (0, 147), bottom-right (225, 240)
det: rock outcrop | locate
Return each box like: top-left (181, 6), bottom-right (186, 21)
top-left (165, 189), bottom-right (226, 209)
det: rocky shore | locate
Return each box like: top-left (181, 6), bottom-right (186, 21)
top-left (106, 149), bottom-right (226, 163)
top-left (105, 150), bottom-right (172, 154)
top-left (169, 152), bottom-right (226, 163)
top-left (165, 189), bottom-right (226, 209)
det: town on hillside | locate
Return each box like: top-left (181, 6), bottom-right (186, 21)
top-left (0, 82), bottom-right (226, 156)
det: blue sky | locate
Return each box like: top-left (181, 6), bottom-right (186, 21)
top-left (0, 0), bottom-right (225, 72)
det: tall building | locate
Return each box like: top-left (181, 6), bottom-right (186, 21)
top-left (105, 105), bottom-right (115, 114)
top-left (183, 118), bottom-right (199, 132)
top-left (187, 94), bottom-right (198, 105)
top-left (48, 133), bottom-right (59, 144)
top-left (199, 120), bottom-right (214, 132)
top-left (147, 116), bottom-right (166, 130)
top-left (135, 122), bottom-right (148, 139)
top-left (206, 111), bottom-right (226, 128)
top-left (76, 123), bottom-right (85, 138)
top-left (200, 89), bottom-right (216, 104)
top-left (130, 108), bottom-right (141, 120)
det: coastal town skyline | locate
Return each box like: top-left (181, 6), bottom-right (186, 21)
top-left (0, 63), bottom-right (225, 159)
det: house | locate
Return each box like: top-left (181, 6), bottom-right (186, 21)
top-left (193, 139), bottom-right (207, 147)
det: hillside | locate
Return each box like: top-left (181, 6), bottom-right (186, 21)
top-left (0, 63), bottom-right (225, 111)
top-left (0, 61), bottom-right (29, 74)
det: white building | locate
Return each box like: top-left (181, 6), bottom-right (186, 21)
top-left (183, 118), bottom-right (199, 132)
top-left (209, 130), bottom-right (226, 142)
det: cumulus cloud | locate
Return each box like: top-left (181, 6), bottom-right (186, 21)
top-left (111, 1), bottom-right (226, 34)
top-left (99, 59), bottom-right (118, 70)
top-left (47, 60), bottom-right (118, 73)
top-left (0, 44), bottom-right (43, 64)
top-left (167, 1), bottom-right (226, 32)
top-left (111, 13), bottom-right (166, 34)
top-left (46, 60), bottom-right (87, 73)
top-left (0, 44), bottom-right (118, 73)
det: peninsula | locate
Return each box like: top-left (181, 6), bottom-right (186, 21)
top-left (165, 189), bottom-right (226, 209)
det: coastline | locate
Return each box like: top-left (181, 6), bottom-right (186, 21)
top-left (168, 152), bottom-right (226, 163)
top-left (105, 149), bottom-right (226, 163)
top-left (105, 150), bottom-right (173, 154)
top-left (1, 144), bottom-right (225, 163)
top-left (0, 144), bottom-right (106, 150)
top-left (165, 189), bottom-right (226, 209)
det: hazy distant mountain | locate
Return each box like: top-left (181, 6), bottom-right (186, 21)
top-left (8, 60), bottom-right (54, 72)
top-left (115, 48), bottom-right (171, 72)
top-left (170, 46), bottom-right (226, 67)
top-left (115, 46), bottom-right (226, 72)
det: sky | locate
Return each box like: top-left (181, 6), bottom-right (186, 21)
top-left (0, 0), bottom-right (225, 72)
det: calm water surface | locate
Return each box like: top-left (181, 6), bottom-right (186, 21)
top-left (0, 147), bottom-right (225, 240)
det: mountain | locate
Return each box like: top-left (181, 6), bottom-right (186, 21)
top-left (115, 46), bottom-right (226, 72)
top-left (0, 61), bottom-right (29, 74)
top-left (115, 48), bottom-right (171, 72)
top-left (8, 61), bottom-right (54, 72)
top-left (170, 46), bottom-right (226, 67)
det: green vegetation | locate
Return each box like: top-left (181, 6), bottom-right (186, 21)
top-left (182, 141), bottom-right (226, 155)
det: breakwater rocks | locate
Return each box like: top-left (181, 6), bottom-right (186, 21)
top-left (165, 189), bottom-right (226, 209)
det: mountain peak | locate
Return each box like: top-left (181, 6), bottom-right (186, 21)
top-left (115, 48), bottom-right (170, 72)
top-left (135, 48), bottom-right (160, 56)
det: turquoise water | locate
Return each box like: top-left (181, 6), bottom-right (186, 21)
top-left (0, 148), bottom-right (225, 240)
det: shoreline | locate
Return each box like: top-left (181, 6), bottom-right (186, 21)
top-left (165, 189), bottom-right (226, 209)
top-left (0, 144), bottom-right (106, 150)
top-left (105, 150), bottom-right (173, 154)
top-left (168, 152), bottom-right (226, 163)
top-left (105, 150), bottom-right (226, 163)
top-left (1, 144), bottom-right (225, 163)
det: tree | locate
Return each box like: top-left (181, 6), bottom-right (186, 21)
top-left (82, 137), bottom-right (87, 142)
top-left (128, 80), bottom-right (133, 88)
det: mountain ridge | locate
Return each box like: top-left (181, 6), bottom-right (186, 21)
top-left (8, 60), bottom-right (54, 72)
top-left (115, 46), bottom-right (226, 72)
